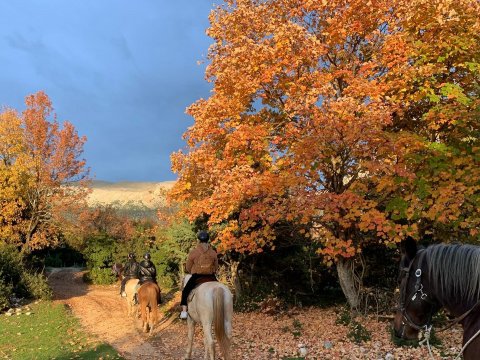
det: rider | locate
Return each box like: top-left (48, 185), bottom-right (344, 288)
top-left (120, 252), bottom-right (139, 297)
top-left (134, 252), bottom-right (158, 304)
top-left (138, 252), bottom-right (157, 285)
top-left (180, 230), bottom-right (218, 320)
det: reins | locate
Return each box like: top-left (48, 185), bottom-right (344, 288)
top-left (398, 250), bottom-right (480, 359)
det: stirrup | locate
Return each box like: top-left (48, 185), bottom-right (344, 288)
top-left (179, 310), bottom-right (188, 320)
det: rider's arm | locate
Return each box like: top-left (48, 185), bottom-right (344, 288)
top-left (186, 251), bottom-right (195, 274)
top-left (213, 253), bottom-right (219, 272)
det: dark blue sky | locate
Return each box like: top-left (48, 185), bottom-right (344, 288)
top-left (0, 1), bottom-right (214, 182)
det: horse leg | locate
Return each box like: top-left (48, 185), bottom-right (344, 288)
top-left (202, 321), bottom-right (215, 360)
top-left (133, 294), bottom-right (139, 319)
top-left (185, 317), bottom-right (195, 360)
top-left (148, 306), bottom-right (153, 334)
top-left (141, 302), bottom-right (148, 333)
top-left (128, 298), bottom-right (133, 316)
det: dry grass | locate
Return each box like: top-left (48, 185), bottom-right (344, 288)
top-left (87, 180), bottom-right (175, 208)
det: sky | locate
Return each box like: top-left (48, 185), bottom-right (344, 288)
top-left (0, 0), bottom-right (215, 182)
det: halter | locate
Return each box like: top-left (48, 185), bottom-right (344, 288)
top-left (398, 250), bottom-right (438, 337)
top-left (398, 250), bottom-right (480, 359)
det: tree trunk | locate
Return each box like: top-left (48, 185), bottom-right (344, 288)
top-left (229, 260), bottom-right (242, 303)
top-left (336, 257), bottom-right (360, 310)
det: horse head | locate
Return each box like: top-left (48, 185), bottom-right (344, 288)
top-left (112, 263), bottom-right (124, 280)
top-left (393, 237), bottom-right (438, 340)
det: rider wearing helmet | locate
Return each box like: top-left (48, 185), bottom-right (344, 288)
top-left (138, 252), bottom-right (157, 285)
top-left (120, 252), bottom-right (139, 297)
top-left (133, 252), bottom-right (159, 305)
top-left (180, 230), bottom-right (218, 319)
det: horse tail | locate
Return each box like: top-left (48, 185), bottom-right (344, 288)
top-left (150, 285), bottom-right (160, 325)
top-left (214, 286), bottom-right (231, 360)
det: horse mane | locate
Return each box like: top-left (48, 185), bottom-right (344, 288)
top-left (425, 243), bottom-right (480, 306)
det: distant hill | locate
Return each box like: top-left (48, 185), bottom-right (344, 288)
top-left (87, 180), bottom-right (175, 209)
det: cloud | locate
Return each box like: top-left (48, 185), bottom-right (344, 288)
top-left (0, 0), bottom-right (214, 181)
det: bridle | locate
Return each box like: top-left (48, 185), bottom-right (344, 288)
top-left (397, 250), bottom-right (438, 337)
top-left (397, 250), bottom-right (480, 359)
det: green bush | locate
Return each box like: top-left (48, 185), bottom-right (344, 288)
top-left (335, 306), bottom-right (352, 326)
top-left (0, 244), bottom-right (23, 284)
top-left (82, 235), bottom-right (117, 285)
top-left (84, 267), bottom-right (116, 285)
top-left (0, 274), bottom-right (13, 310)
top-left (0, 244), bottom-right (52, 308)
top-left (347, 320), bottom-right (371, 344)
top-left (20, 271), bottom-right (52, 300)
top-left (153, 219), bottom-right (197, 290)
top-left (83, 235), bottom-right (116, 269)
top-left (335, 306), bottom-right (371, 344)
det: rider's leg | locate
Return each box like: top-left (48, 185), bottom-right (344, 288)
top-left (133, 282), bottom-right (141, 304)
top-left (180, 275), bottom-right (198, 319)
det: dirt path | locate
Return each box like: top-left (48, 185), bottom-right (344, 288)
top-left (47, 268), bottom-right (200, 360)
top-left (47, 268), bottom-right (464, 360)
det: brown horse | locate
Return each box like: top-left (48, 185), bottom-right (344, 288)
top-left (138, 281), bottom-right (161, 334)
top-left (112, 263), bottom-right (124, 280)
top-left (394, 237), bottom-right (480, 359)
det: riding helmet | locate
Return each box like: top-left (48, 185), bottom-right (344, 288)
top-left (197, 230), bottom-right (209, 242)
top-left (143, 253), bottom-right (151, 260)
top-left (128, 252), bottom-right (135, 260)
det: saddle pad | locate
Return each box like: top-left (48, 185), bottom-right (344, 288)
top-left (187, 278), bottom-right (218, 303)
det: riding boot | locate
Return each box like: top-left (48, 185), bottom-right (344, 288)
top-left (180, 305), bottom-right (188, 319)
top-left (180, 310), bottom-right (188, 319)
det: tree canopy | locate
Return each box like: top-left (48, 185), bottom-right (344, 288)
top-left (0, 91), bottom-right (90, 253)
top-left (171, 0), bottom-right (479, 308)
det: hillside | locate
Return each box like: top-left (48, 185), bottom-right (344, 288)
top-left (87, 180), bottom-right (175, 209)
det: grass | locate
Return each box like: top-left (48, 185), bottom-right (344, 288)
top-left (0, 301), bottom-right (123, 360)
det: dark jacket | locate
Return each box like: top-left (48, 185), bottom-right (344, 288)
top-left (123, 260), bottom-right (139, 278)
top-left (139, 259), bottom-right (157, 283)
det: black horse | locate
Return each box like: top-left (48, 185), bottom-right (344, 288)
top-left (394, 237), bottom-right (480, 359)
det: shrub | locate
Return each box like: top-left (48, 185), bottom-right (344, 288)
top-left (0, 273), bottom-right (13, 310)
top-left (347, 320), bottom-right (371, 344)
top-left (335, 306), bottom-right (352, 326)
top-left (0, 244), bottom-right (52, 308)
top-left (0, 244), bottom-right (23, 285)
top-left (84, 267), bottom-right (116, 285)
top-left (20, 271), bottom-right (52, 300)
top-left (335, 307), bottom-right (371, 344)
top-left (83, 235), bottom-right (116, 270)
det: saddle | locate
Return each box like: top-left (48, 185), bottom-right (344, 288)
top-left (135, 279), bottom-right (155, 293)
top-left (187, 275), bottom-right (218, 303)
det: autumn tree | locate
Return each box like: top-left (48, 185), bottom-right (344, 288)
top-left (0, 91), bottom-right (90, 253)
top-left (75, 204), bottom-right (137, 245)
top-left (379, 0), bottom-right (480, 243)
top-left (0, 109), bottom-right (26, 244)
top-left (171, 0), bottom-right (479, 308)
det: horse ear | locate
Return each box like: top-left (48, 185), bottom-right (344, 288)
top-left (401, 236), bottom-right (418, 260)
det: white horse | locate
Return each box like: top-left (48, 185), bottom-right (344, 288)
top-left (112, 263), bottom-right (139, 317)
top-left (183, 274), bottom-right (233, 360)
top-left (125, 278), bottom-right (140, 316)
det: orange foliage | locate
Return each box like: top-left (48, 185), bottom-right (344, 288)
top-left (77, 205), bottom-right (137, 243)
top-left (0, 91), bottom-right (90, 252)
top-left (171, 0), bottom-right (479, 260)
